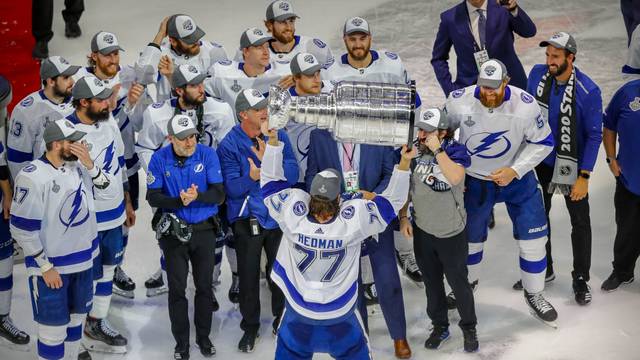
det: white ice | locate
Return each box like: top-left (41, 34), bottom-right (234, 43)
top-left (2, 0), bottom-right (640, 359)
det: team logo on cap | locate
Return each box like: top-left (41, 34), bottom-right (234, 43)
top-left (251, 89), bottom-right (262, 98)
top-left (183, 19), bottom-right (194, 31)
top-left (178, 117), bottom-right (189, 127)
top-left (484, 65), bottom-right (496, 76)
top-left (93, 78), bottom-right (103, 87)
top-left (187, 65), bottom-right (198, 74)
top-left (103, 33), bottom-right (114, 44)
top-left (64, 120), bottom-right (74, 129)
top-left (551, 32), bottom-right (563, 40)
top-left (279, 2), bottom-right (290, 11)
top-left (423, 111), bottom-right (435, 121)
top-left (303, 55), bottom-right (315, 64)
top-left (253, 29), bottom-right (264, 36)
top-left (351, 18), bottom-right (363, 26)
top-left (60, 57), bottom-right (69, 64)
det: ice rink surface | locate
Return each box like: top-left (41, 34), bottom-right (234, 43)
top-left (3, 0), bottom-right (640, 359)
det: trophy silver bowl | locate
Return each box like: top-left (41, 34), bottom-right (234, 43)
top-left (269, 80), bottom-right (416, 146)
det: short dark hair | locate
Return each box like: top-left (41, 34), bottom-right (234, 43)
top-left (309, 195), bottom-right (340, 220)
top-left (42, 75), bottom-right (60, 87)
top-left (45, 141), bottom-right (55, 152)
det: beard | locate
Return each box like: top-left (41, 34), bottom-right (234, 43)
top-left (346, 43), bottom-right (370, 62)
top-left (548, 59), bottom-right (569, 76)
top-left (182, 92), bottom-right (205, 107)
top-left (53, 83), bottom-right (72, 98)
top-left (272, 28), bottom-right (294, 44)
top-left (96, 61), bottom-right (118, 78)
top-left (174, 41), bottom-right (200, 56)
top-left (61, 149), bottom-right (78, 162)
top-left (480, 89), bottom-right (506, 108)
top-left (87, 106), bottom-right (110, 122)
top-left (174, 144), bottom-right (196, 157)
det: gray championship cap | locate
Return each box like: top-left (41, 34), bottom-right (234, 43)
top-left (40, 56), bottom-right (81, 80)
top-left (343, 17), bottom-right (370, 36)
top-left (266, 0), bottom-right (299, 22)
top-left (167, 14), bottom-right (206, 45)
top-left (235, 89), bottom-right (268, 119)
top-left (291, 53), bottom-right (322, 76)
top-left (539, 31), bottom-right (577, 55)
top-left (167, 114), bottom-right (199, 140)
top-left (172, 64), bottom-right (206, 88)
top-left (240, 27), bottom-right (273, 49)
top-left (416, 108), bottom-right (450, 132)
top-left (72, 75), bottom-right (113, 100)
top-left (91, 31), bottom-right (125, 55)
top-left (310, 168), bottom-right (341, 200)
top-left (477, 59), bottom-right (508, 89)
top-left (43, 119), bottom-right (86, 144)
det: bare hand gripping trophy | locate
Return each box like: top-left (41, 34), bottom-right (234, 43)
top-left (268, 81), bottom-right (417, 146)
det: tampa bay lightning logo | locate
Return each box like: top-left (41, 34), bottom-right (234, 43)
top-left (293, 201), bottom-right (307, 216)
top-left (152, 102), bottom-right (163, 109)
top-left (97, 141), bottom-right (116, 174)
top-left (341, 205), bottom-right (355, 219)
top-left (23, 164), bottom-right (37, 173)
top-left (296, 126), bottom-right (313, 161)
top-left (21, 96), bottom-right (34, 107)
top-left (521, 92), bottom-right (534, 104)
top-left (385, 51), bottom-right (398, 60)
top-left (194, 163), bottom-right (204, 173)
top-left (59, 183), bottom-right (90, 232)
top-left (313, 39), bottom-right (326, 49)
top-left (218, 60), bottom-right (232, 66)
top-left (465, 131), bottom-right (512, 159)
top-left (452, 89), bottom-right (465, 98)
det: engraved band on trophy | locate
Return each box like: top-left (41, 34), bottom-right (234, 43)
top-left (268, 80), bottom-right (417, 147)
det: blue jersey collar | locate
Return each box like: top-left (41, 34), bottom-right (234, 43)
top-left (238, 62), bottom-right (272, 74)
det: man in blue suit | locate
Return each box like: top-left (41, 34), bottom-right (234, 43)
top-left (305, 129), bottom-right (413, 359)
top-left (431, 0), bottom-right (536, 97)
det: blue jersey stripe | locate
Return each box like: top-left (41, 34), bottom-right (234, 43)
top-left (272, 260), bottom-right (357, 313)
top-left (261, 180), bottom-right (290, 199)
top-left (10, 215), bottom-right (41, 231)
top-left (25, 237), bottom-right (99, 269)
top-left (96, 200), bottom-right (125, 223)
top-left (7, 147), bottom-right (34, 163)
top-left (372, 196), bottom-right (396, 224)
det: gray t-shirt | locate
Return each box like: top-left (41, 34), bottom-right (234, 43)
top-left (410, 140), bottom-right (471, 238)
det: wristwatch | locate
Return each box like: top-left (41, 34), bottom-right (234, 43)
top-left (579, 171), bottom-right (591, 180)
top-left (433, 147), bottom-right (444, 157)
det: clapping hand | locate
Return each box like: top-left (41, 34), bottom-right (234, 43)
top-left (180, 184), bottom-right (198, 206)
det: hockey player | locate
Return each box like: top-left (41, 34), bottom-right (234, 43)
top-left (260, 125), bottom-right (413, 359)
top-left (205, 27), bottom-right (289, 120)
top-left (445, 59), bottom-right (558, 326)
top-left (7, 56), bottom-right (80, 178)
top-left (65, 76), bottom-right (130, 352)
top-left (136, 64), bottom-right (234, 303)
top-left (322, 17), bottom-right (417, 357)
top-left (0, 76), bottom-right (30, 350)
top-left (137, 14), bottom-right (229, 102)
top-left (10, 119), bottom-right (118, 360)
top-left (75, 30), bottom-right (147, 300)
top-left (285, 53), bottom-right (334, 187)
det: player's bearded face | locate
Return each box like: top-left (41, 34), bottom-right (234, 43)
top-left (181, 83), bottom-right (205, 107)
top-left (174, 39), bottom-right (200, 57)
top-left (344, 33), bottom-right (371, 61)
top-left (172, 134), bottom-right (197, 157)
top-left (479, 84), bottom-right (506, 108)
top-left (295, 71), bottom-right (321, 95)
top-left (86, 99), bottom-right (110, 122)
top-left (95, 51), bottom-right (119, 78)
top-left (53, 75), bottom-right (74, 98)
top-left (271, 18), bottom-right (296, 44)
top-left (548, 57), bottom-right (569, 76)
top-left (61, 141), bottom-right (78, 162)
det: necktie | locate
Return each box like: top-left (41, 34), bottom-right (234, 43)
top-left (343, 143), bottom-right (354, 172)
top-left (477, 9), bottom-right (486, 49)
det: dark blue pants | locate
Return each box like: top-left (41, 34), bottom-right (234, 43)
top-left (358, 221), bottom-right (406, 340)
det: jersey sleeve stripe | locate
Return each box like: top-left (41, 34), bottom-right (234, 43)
top-left (7, 147), bottom-right (34, 163)
top-left (261, 180), bottom-right (290, 198)
top-left (272, 260), bottom-right (357, 313)
top-left (526, 132), bottom-right (554, 147)
top-left (10, 215), bottom-right (41, 231)
top-left (95, 199), bottom-right (125, 223)
top-left (372, 196), bottom-right (397, 225)
top-left (25, 236), bottom-right (98, 268)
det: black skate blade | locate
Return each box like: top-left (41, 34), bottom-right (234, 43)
top-left (529, 309), bottom-right (558, 329)
top-left (0, 336), bottom-right (31, 352)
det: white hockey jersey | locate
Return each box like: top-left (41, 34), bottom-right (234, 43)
top-left (7, 91), bottom-right (74, 178)
top-left (445, 85), bottom-right (554, 179)
top-left (66, 112), bottom-right (127, 231)
top-left (232, 35), bottom-right (334, 72)
top-left (137, 40), bottom-right (229, 102)
top-left (74, 66), bottom-right (151, 178)
top-left (135, 96), bottom-right (234, 171)
top-left (10, 157), bottom-right (118, 275)
top-left (260, 142), bottom-right (409, 320)
top-left (284, 81), bottom-right (334, 183)
top-left (205, 60), bottom-right (287, 120)
top-left (324, 50), bottom-right (410, 85)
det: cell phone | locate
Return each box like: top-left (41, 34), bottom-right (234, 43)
top-left (249, 217), bottom-right (261, 236)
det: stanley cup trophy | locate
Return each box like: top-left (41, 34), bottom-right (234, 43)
top-left (268, 80), bottom-right (417, 146)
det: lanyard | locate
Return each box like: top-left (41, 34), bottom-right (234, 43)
top-left (342, 143), bottom-right (356, 169)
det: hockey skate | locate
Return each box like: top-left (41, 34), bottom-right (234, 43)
top-left (0, 315), bottom-right (30, 351)
top-left (524, 290), bottom-right (558, 328)
top-left (113, 265), bottom-right (135, 299)
top-left (83, 317), bottom-right (127, 354)
top-left (396, 250), bottom-right (423, 287)
top-left (145, 269), bottom-right (168, 297)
